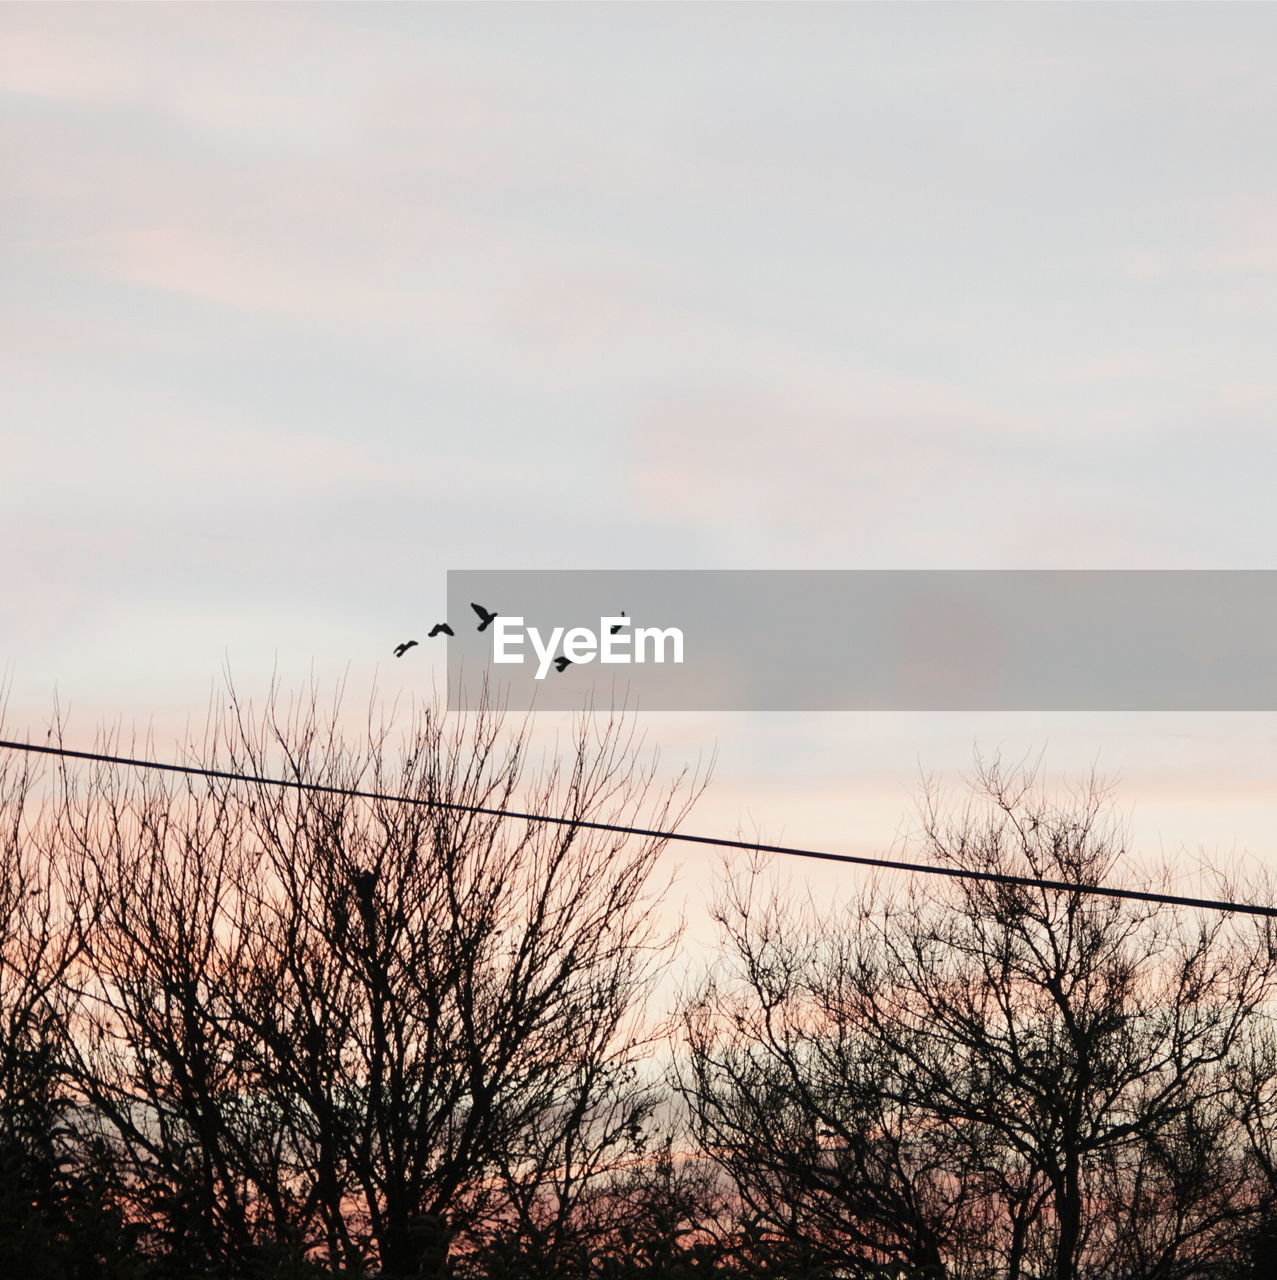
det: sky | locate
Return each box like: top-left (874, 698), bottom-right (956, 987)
top-left (3, 2), bottom-right (1277, 908)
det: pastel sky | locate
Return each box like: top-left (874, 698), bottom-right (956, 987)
top-left (3, 3), bottom-right (1277, 906)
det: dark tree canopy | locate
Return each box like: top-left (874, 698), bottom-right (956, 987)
top-left (3, 712), bottom-right (1277, 1280)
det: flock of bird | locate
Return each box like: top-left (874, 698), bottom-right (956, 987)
top-left (394, 603), bottom-right (626, 674)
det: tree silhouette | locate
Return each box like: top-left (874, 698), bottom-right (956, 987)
top-left (679, 761), bottom-right (1277, 1280)
top-left (54, 683), bottom-right (703, 1277)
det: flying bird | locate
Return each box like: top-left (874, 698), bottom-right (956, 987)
top-left (428, 623), bottom-right (454, 637)
top-left (393, 640), bottom-right (418, 657)
top-left (553, 656), bottom-right (572, 673)
top-left (610, 611), bottom-right (628, 635)
top-left (471, 602), bottom-right (498, 632)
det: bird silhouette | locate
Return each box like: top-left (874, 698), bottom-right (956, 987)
top-left (553, 656), bottom-right (572, 673)
top-left (428, 623), bottom-right (454, 638)
top-left (393, 640), bottom-right (418, 657)
top-left (610, 611), bottom-right (627, 635)
top-left (471, 602), bottom-right (498, 632)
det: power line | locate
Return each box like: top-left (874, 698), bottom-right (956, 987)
top-left (1, 736), bottom-right (1274, 919)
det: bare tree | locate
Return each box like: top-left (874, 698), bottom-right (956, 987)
top-left (18, 703), bottom-right (1277, 1279)
top-left (54, 683), bottom-right (702, 1277)
top-left (680, 761), bottom-right (1277, 1280)
top-left (0, 720), bottom-right (122, 1276)
top-left (679, 861), bottom-right (978, 1279)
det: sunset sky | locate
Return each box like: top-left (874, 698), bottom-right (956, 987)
top-left (4, 3), bottom-right (1277, 902)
